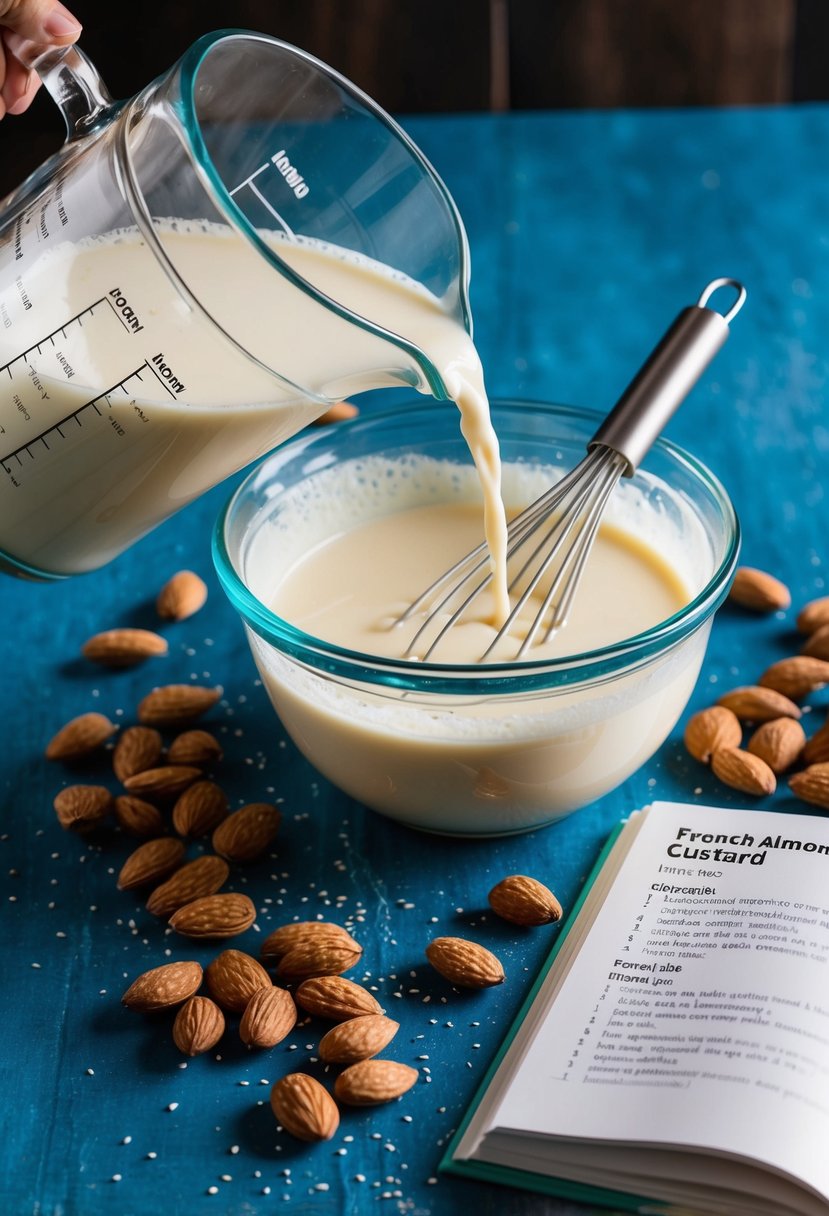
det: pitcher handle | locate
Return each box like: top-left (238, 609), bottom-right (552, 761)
top-left (11, 41), bottom-right (113, 139)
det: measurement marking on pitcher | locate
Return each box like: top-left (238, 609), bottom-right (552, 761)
top-left (0, 297), bottom-right (123, 378)
top-left (0, 363), bottom-right (151, 476)
top-left (230, 159), bottom-right (296, 238)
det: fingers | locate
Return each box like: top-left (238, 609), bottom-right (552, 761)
top-left (6, 59), bottom-right (40, 113)
top-left (0, 0), bottom-right (81, 46)
top-left (0, 1), bottom-right (79, 118)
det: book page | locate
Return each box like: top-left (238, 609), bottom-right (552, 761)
top-left (469, 803), bottom-right (829, 1200)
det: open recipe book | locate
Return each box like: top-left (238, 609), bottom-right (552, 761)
top-left (443, 801), bottom-right (829, 1216)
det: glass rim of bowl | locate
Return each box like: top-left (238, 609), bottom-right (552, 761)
top-left (212, 399), bottom-right (741, 695)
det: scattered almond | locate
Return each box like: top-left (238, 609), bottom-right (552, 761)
top-left (172, 780), bottom-right (228, 838)
top-left (211, 802), bottom-right (281, 862)
top-left (112, 726), bottom-right (163, 783)
top-left (114, 794), bottom-right (165, 838)
top-left (168, 729), bottom-right (223, 768)
top-left (801, 624), bottom-right (829, 661)
top-left (276, 940), bottom-right (362, 981)
top-left (716, 686), bottom-right (801, 723)
top-left (796, 596), bottom-right (829, 635)
top-left (426, 936), bottom-right (505, 988)
top-left (117, 837), bottom-right (185, 891)
top-left (318, 1015), bottom-right (399, 1064)
top-left (137, 684), bottom-right (222, 726)
top-left (746, 718), bottom-right (806, 774)
top-left (311, 400), bottom-right (359, 426)
top-left (788, 762), bottom-right (829, 809)
top-left (205, 948), bottom-right (271, 1011)
top-left (683, 705), bottom-right (742, 763)
top-left (239, 985), bottom-right (297, 1048)
top-left (260, 921), bottom-right (358, 963)
top-left (81, 627), bottom-right (168, 667)
top-left (270, 1074), bottom-right (339, 1142)
top-left (45, 712), bottom-right (117, 761)
top-left (146, 855), bottom-right (229, 918)
top-left (172, 995), bottom-right (225, 1056)
top-left (758, 656), bottom-right (829, 700)
top-left (169, 893), bottom-right (256, 939)
top-left (487, 875), bottom-right (562, 926)
top-left (294, 976), bottom-right (383, 1022)
top-left (122, 765), bottom-right (202, 801)
top-left (334, 1059), bottom-right (418, 1106)
top-left (53, 784), bottom-right (113, 832)
top-left (157, 570), bottom-right (208, 621)
top-left (803, 721), bottom-right (829, 765)
top-left (727, 566), bottom-right (790, 613)
top-left (710, 747), bottom-right (776, 796)
top-left (122, 960), bottom-right (202, 1011)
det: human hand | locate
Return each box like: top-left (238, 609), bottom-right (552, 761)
top-left (0, 0), bottom-right (81, 119)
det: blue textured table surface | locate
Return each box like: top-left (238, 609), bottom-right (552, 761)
top-left (2, 105), bottom-right (829, 1216)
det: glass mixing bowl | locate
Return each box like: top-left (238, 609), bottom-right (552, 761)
top-left (213, 401), bottom-right (740, 836)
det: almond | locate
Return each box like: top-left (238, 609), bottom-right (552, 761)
top-left (710, 747), bottom-right (776, 796)
top-left (157, 570), bottom-right (208, 621)
top-left (146, 854), bottom-right (229, 917)
top-left (728, 566), bottom-right (791, 613)
top-left (276, 941), bottom-right (362, 981)
top-left (122, 765), bottom-right (202, 801)
top-left (81, 627), bottom-right (168, 667)
top-left (801, 624), bottom-right (829, 661)
top-left (488, 875), bottom-right (563, 926)
top-left (172, 781), bottom-right (228, 838)
top-left (797, 596), bottom-right (829, 635)
top-left (260, 921), bottom-right (358, 963)
top-left (294, 976), bottom-right (383, 1022)
top-left (53, 784), bottom-right (113, 832)
top-left (788, 762), bottom-right (829, 809)
top-left (311, 400), bottom-right (359, 426)
top-left (112, 726), bottom-right (163, 783)
top-left (172, 995), bottom-right (225, 1056)
top-left (137, 684), bottom-right (222, 726)
top-left (803, 721), bottom-right (829, 765)
top-left (758, 656), bottom-right (829, 700)
top-left (716, 686), bottom-right (801, 723)
top-left (683, 706), bottom-right (742, 763)
top-left (205, 948), bottom-right (271, 1011)
top-left (270, 1074), bottom-right (339, 1142)
top-left (168, 730), bottom-right (223, 768)
top-left (318, 1015), bottom-right (399, 1064)
top-left (211, 802), bottom-right (281, 862)
top-left (46, 712), bottom-right (117, 761)
top-left (746, 718), bottom-right (806, 774)
top-left (425, 936), bottom-right (505, 988)
top-left (334, 1059), bottom-right (418, 1106)
top-left (169, 893), bottom-right (256, 939)
top-left (117, 836), bottom-right (185, 891)
top-left (239, 985), bottom-right (298, 1048)
top-left (122, 960), bottom-right (202, 1011)
top-left (114, 794), bottom-right (165, 838)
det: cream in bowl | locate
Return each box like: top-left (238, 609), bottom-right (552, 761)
top-left (213, 401), bottom-right (739, 836)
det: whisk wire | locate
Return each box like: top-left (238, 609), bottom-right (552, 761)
top-left (400, 458), bottom-right (593, 660)
top-left (481, 447), bottom-right (624, 661)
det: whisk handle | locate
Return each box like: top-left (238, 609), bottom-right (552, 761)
top-left (588, 278), bottom-right (746, 476)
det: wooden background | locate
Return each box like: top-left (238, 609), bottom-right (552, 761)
top-left (1, 0), bottom-right (828, 195)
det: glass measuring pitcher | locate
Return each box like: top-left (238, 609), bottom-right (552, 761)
top-left (0, 29), bottom-right (472, 579)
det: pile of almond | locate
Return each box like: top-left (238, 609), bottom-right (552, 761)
top-left (118, 873), bottom-right (563, 1141)
top-left (43, 565), bottom-right (566, 1149)
top-left (684, 567), bottom-right (829, 805)
top-left (121, 929), bottom-right (419, 1142)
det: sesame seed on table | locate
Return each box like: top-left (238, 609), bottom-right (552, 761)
top-left (2, 103), bottom-right (829, 1215)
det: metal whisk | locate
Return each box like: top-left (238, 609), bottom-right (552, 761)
top-left (399, 278), bottom-right (746, 662)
